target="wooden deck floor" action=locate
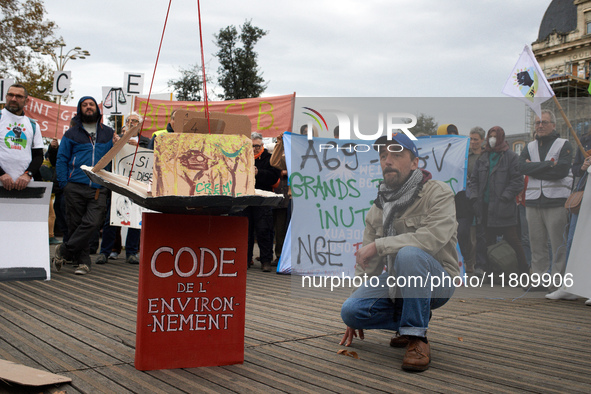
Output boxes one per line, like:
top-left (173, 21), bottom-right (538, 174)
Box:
top-left (1, 248), bottom-right (590, 393)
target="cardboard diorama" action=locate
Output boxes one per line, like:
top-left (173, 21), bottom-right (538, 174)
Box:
top-left (84, 111), bottom-right (282, 215)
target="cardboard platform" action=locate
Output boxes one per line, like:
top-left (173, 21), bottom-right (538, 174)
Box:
top-left (82, 166), bottom-right (282, 215)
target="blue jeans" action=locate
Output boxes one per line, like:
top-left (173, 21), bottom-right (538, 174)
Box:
top-left (341, 246), bottom-right (455, 338)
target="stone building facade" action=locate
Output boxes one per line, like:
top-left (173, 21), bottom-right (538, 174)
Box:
top-left (532, 0), bottom-right (591, 148)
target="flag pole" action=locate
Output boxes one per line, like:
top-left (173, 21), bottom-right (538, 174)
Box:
top-left (551, 96), bottom-right (590, 158)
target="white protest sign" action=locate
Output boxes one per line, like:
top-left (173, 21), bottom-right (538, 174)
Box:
top-left (101, 86), bottom-right (130, 116)
top-left (51, 71), bottom-right (71, 96)
top-left (278, 133), bottom-right (469, 276)
top-left (0, 78), bottom-right (16, 103)
top-left (123, 72), bottom-right (144, 95)
top-left (110, 143), bottom-right (154, 229)
top-left (0, 181), bottom-right (52, 281)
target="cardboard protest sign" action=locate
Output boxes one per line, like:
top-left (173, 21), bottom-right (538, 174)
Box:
top-left (153, 133), bottom-right (255, 197)
top-left (135, 213), bottom-right (248, 370)
top-left (278, 133), bottom-right (469, 276)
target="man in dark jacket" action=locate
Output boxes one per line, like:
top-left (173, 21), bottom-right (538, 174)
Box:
top-left (519, 110), bottom-right (573, 291)
top-left (470, 126), bottom-right (527, 275)
top-left (247, 132), bottom-right (280, 272)
top-left (54, 96), bottom-right (114, 275)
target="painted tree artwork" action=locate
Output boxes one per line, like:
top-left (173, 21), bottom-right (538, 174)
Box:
top-left (152, 133), bottom-right (255, 197)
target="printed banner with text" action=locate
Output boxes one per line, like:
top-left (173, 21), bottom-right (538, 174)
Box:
top-left (24, 97), bottom-right (77, 139)
top-left (280, 133), bottom-right (469, 276)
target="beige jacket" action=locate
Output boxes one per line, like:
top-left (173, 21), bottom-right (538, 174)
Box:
top-left (356, 179), bottom-right (460, 279)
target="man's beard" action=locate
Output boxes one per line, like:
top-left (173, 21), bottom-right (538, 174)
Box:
top-left (6, 102), bottom-right (23, 115)
top-left (81, 111), bottom-right (99, 123)
top-left (382, 168), bottom-right (410, 189)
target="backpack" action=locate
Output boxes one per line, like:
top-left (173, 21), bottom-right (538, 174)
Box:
top-left (487, 240), bottom-right (519, 276)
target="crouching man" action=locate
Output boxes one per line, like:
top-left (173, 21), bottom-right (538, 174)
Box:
top-left (340, 133), bottom-right (459, 372)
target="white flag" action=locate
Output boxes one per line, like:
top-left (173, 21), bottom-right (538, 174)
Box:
top-left (502, 45), bottom-right (554, 118)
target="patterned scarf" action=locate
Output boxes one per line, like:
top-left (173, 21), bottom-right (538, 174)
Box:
top-left (375, 168), bottom-right (431, 299)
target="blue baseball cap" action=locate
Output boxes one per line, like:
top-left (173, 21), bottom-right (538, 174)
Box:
top-left (374, 132), bottom-right (419, 157)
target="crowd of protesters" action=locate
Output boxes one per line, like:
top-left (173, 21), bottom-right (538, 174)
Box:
top-left (458, 112), bottom-right (590, 304)
top-left (4, 86), bottom-right (584, 295)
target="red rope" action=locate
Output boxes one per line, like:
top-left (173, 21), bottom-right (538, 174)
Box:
top-left (197, 0), bottom-right (211, 134)
top-left (127, 0), bottom-right (173, 186)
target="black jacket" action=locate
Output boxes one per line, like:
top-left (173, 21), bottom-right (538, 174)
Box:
top-left (255, 149), bottom-right (281, 192)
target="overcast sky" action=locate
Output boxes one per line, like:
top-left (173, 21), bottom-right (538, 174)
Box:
top-left (43, 1), bottom-right (551, 108)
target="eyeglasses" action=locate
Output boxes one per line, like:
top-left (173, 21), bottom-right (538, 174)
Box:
top-left (6, 93), bottom-right (26, 100)
top-left (252, 144), bottom-right (263, 148)
top-left (535, 120), bottom-right (553, 127)
top-left (127, 119), bottom-right (140, 124)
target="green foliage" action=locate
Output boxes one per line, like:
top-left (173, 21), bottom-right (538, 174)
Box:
top-left (0, 0), bottom-right (57, 100)
top-left (214, 20), bottom-right (268, 100)
top-left (413, 113), bottom-right (439, 136)
top-left (167, 64), bottom-right (214, 101)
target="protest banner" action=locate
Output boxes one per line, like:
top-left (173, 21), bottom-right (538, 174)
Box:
top-left (278, 133), bottom-right (469, 276)
top-left (134, 93), bottom-right (295, 138)
top-left (23, 97), bottom-right (77, 138)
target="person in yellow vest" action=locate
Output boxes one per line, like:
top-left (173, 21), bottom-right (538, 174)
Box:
top-left (148, 109), bottom-right (177, 150)
top-left (519, 109), bottom-right (573, 292)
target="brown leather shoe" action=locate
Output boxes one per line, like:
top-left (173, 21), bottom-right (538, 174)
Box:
top-left (402, 337), bottom-right (430, 372)
top-left (261, 262), bottom-right (272, 272)
top-left (390, 333), bottom-right (410, 348)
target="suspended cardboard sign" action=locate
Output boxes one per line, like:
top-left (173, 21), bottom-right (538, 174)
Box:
top-left (151, 110), bottom-right (255, 198)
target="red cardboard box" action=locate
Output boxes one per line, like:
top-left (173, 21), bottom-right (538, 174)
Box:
top-left (134, 213), bottom-right (248, 371)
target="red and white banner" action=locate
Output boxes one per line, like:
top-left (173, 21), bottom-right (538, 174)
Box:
top-left (23, 93), bottom-right (296, 140)
top-left (24, 97), bottom-right (77, 139)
